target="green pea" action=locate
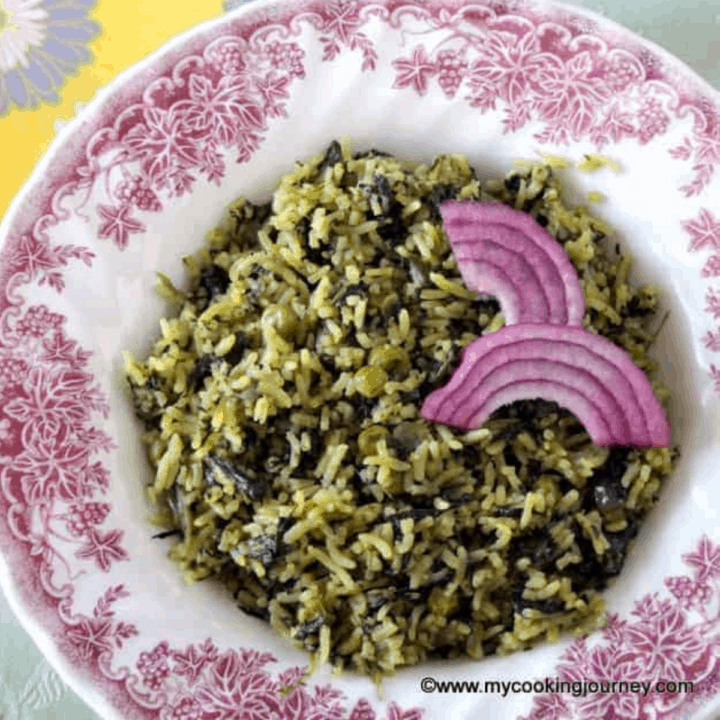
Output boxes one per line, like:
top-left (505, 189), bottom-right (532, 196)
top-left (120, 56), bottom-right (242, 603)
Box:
top-left (355, 366), bottom-right (388, 397)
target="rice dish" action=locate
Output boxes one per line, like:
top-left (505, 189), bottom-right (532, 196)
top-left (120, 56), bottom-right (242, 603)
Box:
top-left (123, 138), bottom-right (678, 681)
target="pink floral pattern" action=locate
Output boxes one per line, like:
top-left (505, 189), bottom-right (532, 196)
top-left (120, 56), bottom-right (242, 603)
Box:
top-left (710, 365), bottom-right (720, 395)
top-left (385, 9), bottom-right (714, 158)
top-left (683, 209), bottom-right (720, 363)
top-left (520, 536), bottom-right (720, 720)
top-left (65, 34), bottom-right (308, 250)
top-left (0, 1), bottom-right (718, 719)
top-left (64, 586), bottom-right (139, 662)
top-left (392, 46), bottom-right (437, 95)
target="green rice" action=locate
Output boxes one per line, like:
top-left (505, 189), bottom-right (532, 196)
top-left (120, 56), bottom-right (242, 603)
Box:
top-left (123, 138), bottom-right (678, 682)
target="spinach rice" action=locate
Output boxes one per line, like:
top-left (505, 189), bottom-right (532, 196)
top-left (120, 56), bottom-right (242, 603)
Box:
top-left (123, 137), bottom-right (679, 681)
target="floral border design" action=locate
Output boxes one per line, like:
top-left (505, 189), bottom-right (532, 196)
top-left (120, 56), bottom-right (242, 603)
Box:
top-left (0, 1), bottom-right (719, 719)
top-left (519, 536), bottom-right (720, 720)
top-left (683, 208), bottom-right (720, 381)
top-left (61, 583), bottom-right (422, 720)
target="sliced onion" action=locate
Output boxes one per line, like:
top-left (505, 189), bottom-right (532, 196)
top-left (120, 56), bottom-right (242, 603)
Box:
top-left (420, 324), bottom-right (670, 448)
top-left (440, 200), bottom-right (586, 326)
top-left (455, 241), bottom-right (550, 325)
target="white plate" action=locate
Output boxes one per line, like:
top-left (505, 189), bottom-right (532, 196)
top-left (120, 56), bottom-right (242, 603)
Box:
top-left (1, 1), bottom-right (719, 719)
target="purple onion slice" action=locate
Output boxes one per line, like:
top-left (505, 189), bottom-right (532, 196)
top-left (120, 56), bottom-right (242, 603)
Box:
top-left (421, 324), bottom-right (670, 448)
top-left (440, 200), bottom-right (586, 326)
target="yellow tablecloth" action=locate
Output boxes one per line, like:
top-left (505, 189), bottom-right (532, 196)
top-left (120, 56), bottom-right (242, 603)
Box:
top-left (0, 0), bottom-right (226, 221)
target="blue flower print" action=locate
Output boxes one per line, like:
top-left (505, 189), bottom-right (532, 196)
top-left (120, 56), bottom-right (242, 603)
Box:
top-left (0, 0), bottom-right (100, 115)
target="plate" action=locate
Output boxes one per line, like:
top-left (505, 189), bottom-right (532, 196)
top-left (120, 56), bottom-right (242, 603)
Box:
top-left (1, 1), bottom-right (719, 719)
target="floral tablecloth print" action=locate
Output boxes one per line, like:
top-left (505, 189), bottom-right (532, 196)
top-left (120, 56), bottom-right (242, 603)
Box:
top-left (0, 1), bottom-right (718, 719)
